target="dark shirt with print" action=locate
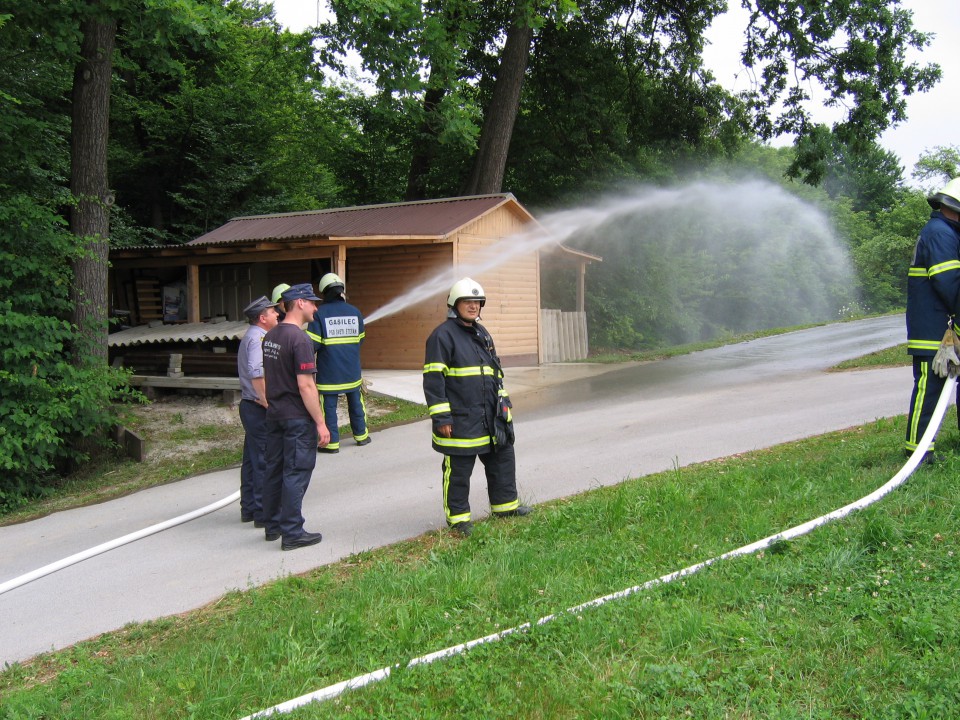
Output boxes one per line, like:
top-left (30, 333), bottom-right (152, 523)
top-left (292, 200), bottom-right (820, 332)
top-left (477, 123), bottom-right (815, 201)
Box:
top-left (263, 323), bottom-right (317, 422)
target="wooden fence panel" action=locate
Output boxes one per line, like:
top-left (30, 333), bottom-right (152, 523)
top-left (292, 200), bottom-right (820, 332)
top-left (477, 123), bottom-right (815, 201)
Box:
top-left (540, 309), bottom-right (588, 362)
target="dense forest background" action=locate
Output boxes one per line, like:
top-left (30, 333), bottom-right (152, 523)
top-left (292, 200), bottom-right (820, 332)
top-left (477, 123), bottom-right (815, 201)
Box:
top-left (1, 0), bottom-right (958, 492)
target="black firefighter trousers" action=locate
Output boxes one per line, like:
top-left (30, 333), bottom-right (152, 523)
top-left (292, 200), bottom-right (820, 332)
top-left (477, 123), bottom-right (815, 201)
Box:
top-left (906, 356), bottom-right (960, 453)
top-left (442, 444), bottom-right (519, 526)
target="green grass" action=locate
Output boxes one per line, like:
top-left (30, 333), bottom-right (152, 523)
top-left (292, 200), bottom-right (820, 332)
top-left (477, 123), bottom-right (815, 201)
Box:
top-left (0, 394), bottom-right (428, 526)
top-left (833, 343), bottom-right (909, 370)
top-left (3, 410), bottom-right (959, 718)
top-left (588, 313), bottom-right (901, 364)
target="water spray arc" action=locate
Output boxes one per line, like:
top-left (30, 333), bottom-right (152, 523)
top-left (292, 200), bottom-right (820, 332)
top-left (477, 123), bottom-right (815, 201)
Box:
top-left (363, 179), bottom-right (856, 340)
top-left (236, 380), bottom-right (955, 719)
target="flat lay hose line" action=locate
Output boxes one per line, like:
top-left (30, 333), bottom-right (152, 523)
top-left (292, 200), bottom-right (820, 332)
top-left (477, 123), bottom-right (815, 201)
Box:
top-left (0, 491), bottom-right (241, 596)
top-left (238, 378), bottom-right (957, 719)
top-left (0, 378), bottom-right (952, 716)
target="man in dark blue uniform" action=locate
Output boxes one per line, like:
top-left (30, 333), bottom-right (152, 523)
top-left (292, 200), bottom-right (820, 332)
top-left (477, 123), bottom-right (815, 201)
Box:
top-left (306, 272), bottom-right (369, 453)
top-left (262, 283), bottom-right (331, 550)
top-left (423, 277), bottom-right (532, 536)
top-left (905, 178), bottom-right (960, 458)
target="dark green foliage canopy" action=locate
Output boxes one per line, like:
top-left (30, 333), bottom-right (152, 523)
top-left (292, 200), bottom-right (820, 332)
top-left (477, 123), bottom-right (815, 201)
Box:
top-left (0, 0), bottom-right (944, 499)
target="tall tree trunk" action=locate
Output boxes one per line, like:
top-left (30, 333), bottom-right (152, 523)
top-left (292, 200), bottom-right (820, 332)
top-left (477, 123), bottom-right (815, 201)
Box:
top-left (405, 85), bottom-right (447, 201)
top-left (460, 4), bottom-right (533, 196)
top-left (70, 12), bottom-right (116, 365)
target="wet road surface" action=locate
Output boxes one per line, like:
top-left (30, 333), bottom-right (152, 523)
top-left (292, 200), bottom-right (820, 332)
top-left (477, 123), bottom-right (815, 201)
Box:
top-left (0, 315), bottom-right (910, 666)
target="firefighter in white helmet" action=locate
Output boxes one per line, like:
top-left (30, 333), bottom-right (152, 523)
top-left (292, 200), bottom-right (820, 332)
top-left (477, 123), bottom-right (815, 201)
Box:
top-left (271, 283), bottom-right (291, 322)
top-left (422, 277), bottom-right (532, 536)
top-left (305, 273), bottom-right (369, 453)
top-left (905, 177), bottom-right (960, 461)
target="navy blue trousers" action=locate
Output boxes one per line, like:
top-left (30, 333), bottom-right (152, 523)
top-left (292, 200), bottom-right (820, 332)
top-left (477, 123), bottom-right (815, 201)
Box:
top-left (905, 356), bottom-right (960, 452)
top-left (239, 400), bottom-right (268, 521)
top-left (321, 389), bottom-right (368, 449)
top-left (262, 418), bottom-right (318, 539)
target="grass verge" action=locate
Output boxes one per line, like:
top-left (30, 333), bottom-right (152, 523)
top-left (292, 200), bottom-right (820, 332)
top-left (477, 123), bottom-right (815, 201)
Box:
top-left (588, 312), bottom-right (902, 364)
top-left (0, 393), bottom-right (427, 526)
top-left (2, 409), bottom-right (958, 718)
top-left (832, 343), bottom-right (908, 370)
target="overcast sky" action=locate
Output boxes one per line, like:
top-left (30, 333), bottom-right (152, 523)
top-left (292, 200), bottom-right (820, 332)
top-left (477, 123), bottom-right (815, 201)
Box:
top-left (270, 0), bottom-right (958, 187)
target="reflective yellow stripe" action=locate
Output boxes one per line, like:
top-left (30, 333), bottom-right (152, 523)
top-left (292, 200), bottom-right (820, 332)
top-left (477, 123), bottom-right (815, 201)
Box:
top-left (491, 499), bottom-right (519, 513)
top-left (423, 362), bottom-right (448, 374)
top-left (443, 456), bottom-right (471, 525)
top-left (445, 365), bottom-right (495, 377)
top-left (929, 260), bottom-right (960, 276)
top-left (322, 333), bottom-right (365, 346)
top-left (317, 379), bottom-right (363, 392)
top-left (353, 393), bottom-right (369, 442)
top-left (907, 361), bottom-right (928, 451)
top-left (429, 402), bottom-right (451, 415)
top-left (908, 340), bottom-right (941, 352)
top-left (433, 434), bottom-right (491, 449)
top-left (305, 330), bottom-right (323, 343)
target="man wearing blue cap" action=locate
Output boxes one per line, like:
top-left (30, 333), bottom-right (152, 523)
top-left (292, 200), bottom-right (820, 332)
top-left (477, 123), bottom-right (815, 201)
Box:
top-left (261, 283), bottom-right (331, 550)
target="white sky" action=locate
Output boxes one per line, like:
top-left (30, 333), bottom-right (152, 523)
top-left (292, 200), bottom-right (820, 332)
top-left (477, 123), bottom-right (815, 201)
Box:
top-left (270, 0), bottom-right (958, 185)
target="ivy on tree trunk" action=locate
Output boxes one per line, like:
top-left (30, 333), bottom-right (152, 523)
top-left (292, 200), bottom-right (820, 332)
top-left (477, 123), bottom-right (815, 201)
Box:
top-left (70, 12), bottom-right (115, 366)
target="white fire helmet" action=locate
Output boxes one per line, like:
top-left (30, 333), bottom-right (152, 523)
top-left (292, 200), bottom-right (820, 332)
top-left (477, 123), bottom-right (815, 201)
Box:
top-left (927, 178), bottom-right (960, 214)
top-left (318, 272), bottom-right (345, 294)
top-left (447, 277), bottom-right (486, 308)
top-left (271, 283), bottom-right (290, 304)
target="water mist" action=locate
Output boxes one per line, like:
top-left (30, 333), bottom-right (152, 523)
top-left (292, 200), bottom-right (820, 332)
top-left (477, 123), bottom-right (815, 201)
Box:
top-left (364, 177), bottom-right (857, 344)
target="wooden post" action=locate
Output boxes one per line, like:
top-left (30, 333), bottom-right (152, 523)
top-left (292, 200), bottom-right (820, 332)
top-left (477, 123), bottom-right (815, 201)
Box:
top-left (577, 261), bottom-right (586, 313)
top-left (186, 263), bottom-right (200, 322)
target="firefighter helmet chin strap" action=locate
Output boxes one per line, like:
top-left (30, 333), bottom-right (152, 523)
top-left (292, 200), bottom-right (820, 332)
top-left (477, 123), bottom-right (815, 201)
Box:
top-left (448, 306), bottom-right (479, 324)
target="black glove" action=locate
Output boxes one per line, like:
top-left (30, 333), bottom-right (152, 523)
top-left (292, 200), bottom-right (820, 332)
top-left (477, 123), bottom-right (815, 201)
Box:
top-left (493, 398), bottom-right (515, 449)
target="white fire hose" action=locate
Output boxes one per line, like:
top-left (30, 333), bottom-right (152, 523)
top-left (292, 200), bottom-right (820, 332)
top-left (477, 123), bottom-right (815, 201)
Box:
top-left (239, 377), bottom-right (957, 719)
top-left (0, 491), bottom-right (240, 596)
top-left (0, 379), bottom-right (953, 717)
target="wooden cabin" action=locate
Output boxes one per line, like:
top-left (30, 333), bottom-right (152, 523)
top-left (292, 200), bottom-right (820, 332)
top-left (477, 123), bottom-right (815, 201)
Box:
top-left (109, 194), bottom-right (598, 373)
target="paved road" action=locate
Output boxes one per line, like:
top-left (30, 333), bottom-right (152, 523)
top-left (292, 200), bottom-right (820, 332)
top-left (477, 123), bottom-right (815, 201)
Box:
top-left (0, 316), bottom-right (913, 667)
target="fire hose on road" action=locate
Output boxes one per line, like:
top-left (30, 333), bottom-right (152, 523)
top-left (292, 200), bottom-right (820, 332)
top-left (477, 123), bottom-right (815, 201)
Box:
top-left (239, 376), bottom-right (957, 719)
top-left (0, 491), bottom-right (240, 597)
top-left (0, 377), bottom-right (954, 716)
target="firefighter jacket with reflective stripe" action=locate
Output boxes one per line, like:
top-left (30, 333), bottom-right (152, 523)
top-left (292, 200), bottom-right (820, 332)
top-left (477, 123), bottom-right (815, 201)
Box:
top-left (423, 317), bottom-right (511, 456)
top-left (306, 298), bottom-right (365, 393)
top-left (907, 211), bottom-right (960, 356)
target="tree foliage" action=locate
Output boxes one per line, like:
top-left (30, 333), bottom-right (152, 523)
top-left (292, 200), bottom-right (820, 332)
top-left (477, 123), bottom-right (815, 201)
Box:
top-left (739, 0), bottom-right (940, 184)
top-left (911, 146), bottom-right (960, 189)
top-left (0, 0), bottom-right (943, 498)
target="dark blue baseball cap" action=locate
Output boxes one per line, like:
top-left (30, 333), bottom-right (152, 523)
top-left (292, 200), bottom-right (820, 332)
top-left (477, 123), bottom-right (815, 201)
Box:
top-left (281, 283), bottom-right (322, 303)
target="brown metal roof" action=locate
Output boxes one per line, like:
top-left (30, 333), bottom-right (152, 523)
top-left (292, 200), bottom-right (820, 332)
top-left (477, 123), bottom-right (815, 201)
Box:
top-left (188, 194), bottom-right (523, 247)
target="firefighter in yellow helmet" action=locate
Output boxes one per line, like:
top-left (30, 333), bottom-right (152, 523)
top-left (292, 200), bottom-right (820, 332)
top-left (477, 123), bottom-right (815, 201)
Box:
top-left (905, 178), bottom-right (960, 461)
top-left (422, 277), bottom-right (532, 536)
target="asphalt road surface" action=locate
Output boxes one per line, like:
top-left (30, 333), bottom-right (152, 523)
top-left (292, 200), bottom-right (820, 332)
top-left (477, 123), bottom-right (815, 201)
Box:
top-left (0, 315), bottom-right (914, 667)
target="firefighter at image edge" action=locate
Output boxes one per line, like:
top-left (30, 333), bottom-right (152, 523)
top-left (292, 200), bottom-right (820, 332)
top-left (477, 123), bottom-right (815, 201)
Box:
top-left (905, 176), bottom-right (960, 460)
